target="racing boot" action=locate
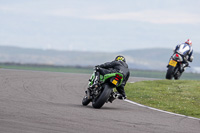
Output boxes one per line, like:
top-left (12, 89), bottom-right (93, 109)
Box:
top-left (107, 93), bottom-right (118, 103)
top-left (180, 63), bottom-right (189, 73)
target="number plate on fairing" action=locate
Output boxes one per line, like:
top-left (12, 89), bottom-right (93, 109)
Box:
top-left (112, 79), bottom-right (118, 85)
top-left (169, 60), bottom-right (177, 67)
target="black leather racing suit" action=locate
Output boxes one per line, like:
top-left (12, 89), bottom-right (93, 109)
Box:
top-left (97, 60), bottom-right (130, 97)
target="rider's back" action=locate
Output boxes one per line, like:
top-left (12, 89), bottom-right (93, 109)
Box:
top-left (100, 60), bottom-right (129, 80)
top-left (176, 43), bottom-right (193, 56)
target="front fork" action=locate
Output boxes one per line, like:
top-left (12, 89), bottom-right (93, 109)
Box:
top-left (178, 63), bottom-right (184, 73)
top-left (87, 84), bottom-right (102, 100)
top-left (93, 70), bottom-right (100, 84)
top-left (173, 63), bottom-right (183, 76)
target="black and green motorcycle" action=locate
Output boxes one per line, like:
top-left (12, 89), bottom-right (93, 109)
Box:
top-left (82, 69), bottom-right (123, 109)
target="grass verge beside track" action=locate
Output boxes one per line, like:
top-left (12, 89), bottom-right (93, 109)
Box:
top-left (125, 80), bottom-right (200, 118)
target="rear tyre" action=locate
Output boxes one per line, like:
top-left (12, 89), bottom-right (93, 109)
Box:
top-left (82, 96), bottom-right (91, 106)
top-left (92, 84), bottom-right (112, 109)
top-left (166, 66), bottom-right (175, 80)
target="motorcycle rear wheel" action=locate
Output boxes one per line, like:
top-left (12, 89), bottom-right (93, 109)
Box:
top-left (92, 84), bottom-right (112, 109)
top-left (166, 66), bottom-right (175, 80)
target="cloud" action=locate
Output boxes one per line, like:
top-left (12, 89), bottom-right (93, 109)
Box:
top-left (1, 2), bottom-right (199, 25)
top-left (86, 10), bottom-right (200, 24)
top-left (0, 4), bottom-right (42, 15)
top-left (45, 8), bottom-right (78, 17)
top-left (44, 8), bottom-right (200, 24)
top-left (0, 5), bottom-right (17, 12)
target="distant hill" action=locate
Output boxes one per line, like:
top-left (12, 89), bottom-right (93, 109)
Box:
top-left (0, 46), bottom-right (199, 72)
top-left (120, 48), bottom-right (172, 70)
top-left (0, 46), bottom-right (116, 66)
top-left (120, 48), bottom-right (200, 71)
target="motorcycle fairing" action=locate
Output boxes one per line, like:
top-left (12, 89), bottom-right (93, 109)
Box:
top-left (89, 72), bottom-right (123, 87)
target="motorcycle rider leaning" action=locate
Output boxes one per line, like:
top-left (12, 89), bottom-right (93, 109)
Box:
top-left (168, 39), bottom-right (194, 72)
top-left (92, 55), bottom-right (130, 100)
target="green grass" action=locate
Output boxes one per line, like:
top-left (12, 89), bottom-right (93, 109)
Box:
top-left (125, 80), bottom-right (200, 118)
top-left (131, 69), bottom-right (200, 80)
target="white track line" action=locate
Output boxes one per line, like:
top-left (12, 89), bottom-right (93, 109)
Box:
top-left (124, 99), bottom-right (200, 121)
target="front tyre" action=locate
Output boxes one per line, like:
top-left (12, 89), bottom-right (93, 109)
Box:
top-left (82, 96), bottom-right (91, 106)
top-left (166, 66), bottom-right (175, 80)
top-left (92, 84), bottom-right (112, 109)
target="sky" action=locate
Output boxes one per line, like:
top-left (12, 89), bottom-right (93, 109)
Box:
top-left (0, 0), bottom-right (200, 52)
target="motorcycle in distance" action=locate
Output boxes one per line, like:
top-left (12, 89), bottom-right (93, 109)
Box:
top-left (82, 67), bottom-right (124, 109)
top-left (166, 53), bottom-right (189, 80)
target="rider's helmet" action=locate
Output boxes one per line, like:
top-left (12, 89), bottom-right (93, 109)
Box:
top-left (115, 55), bottom-right (126, 62)
top-left (185, 39), bottom-right (192, 46)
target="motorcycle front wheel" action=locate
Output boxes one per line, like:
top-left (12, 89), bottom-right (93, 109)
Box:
top-left (82, 96), bottom-right (91, 106)
top-left (92, 84), bottom-right (112, 109)
top-left (174, 70), bottom-right (182, 80)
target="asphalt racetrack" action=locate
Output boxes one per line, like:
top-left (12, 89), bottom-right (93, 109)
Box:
top-left (0, 69), bottom-right (199, 133)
